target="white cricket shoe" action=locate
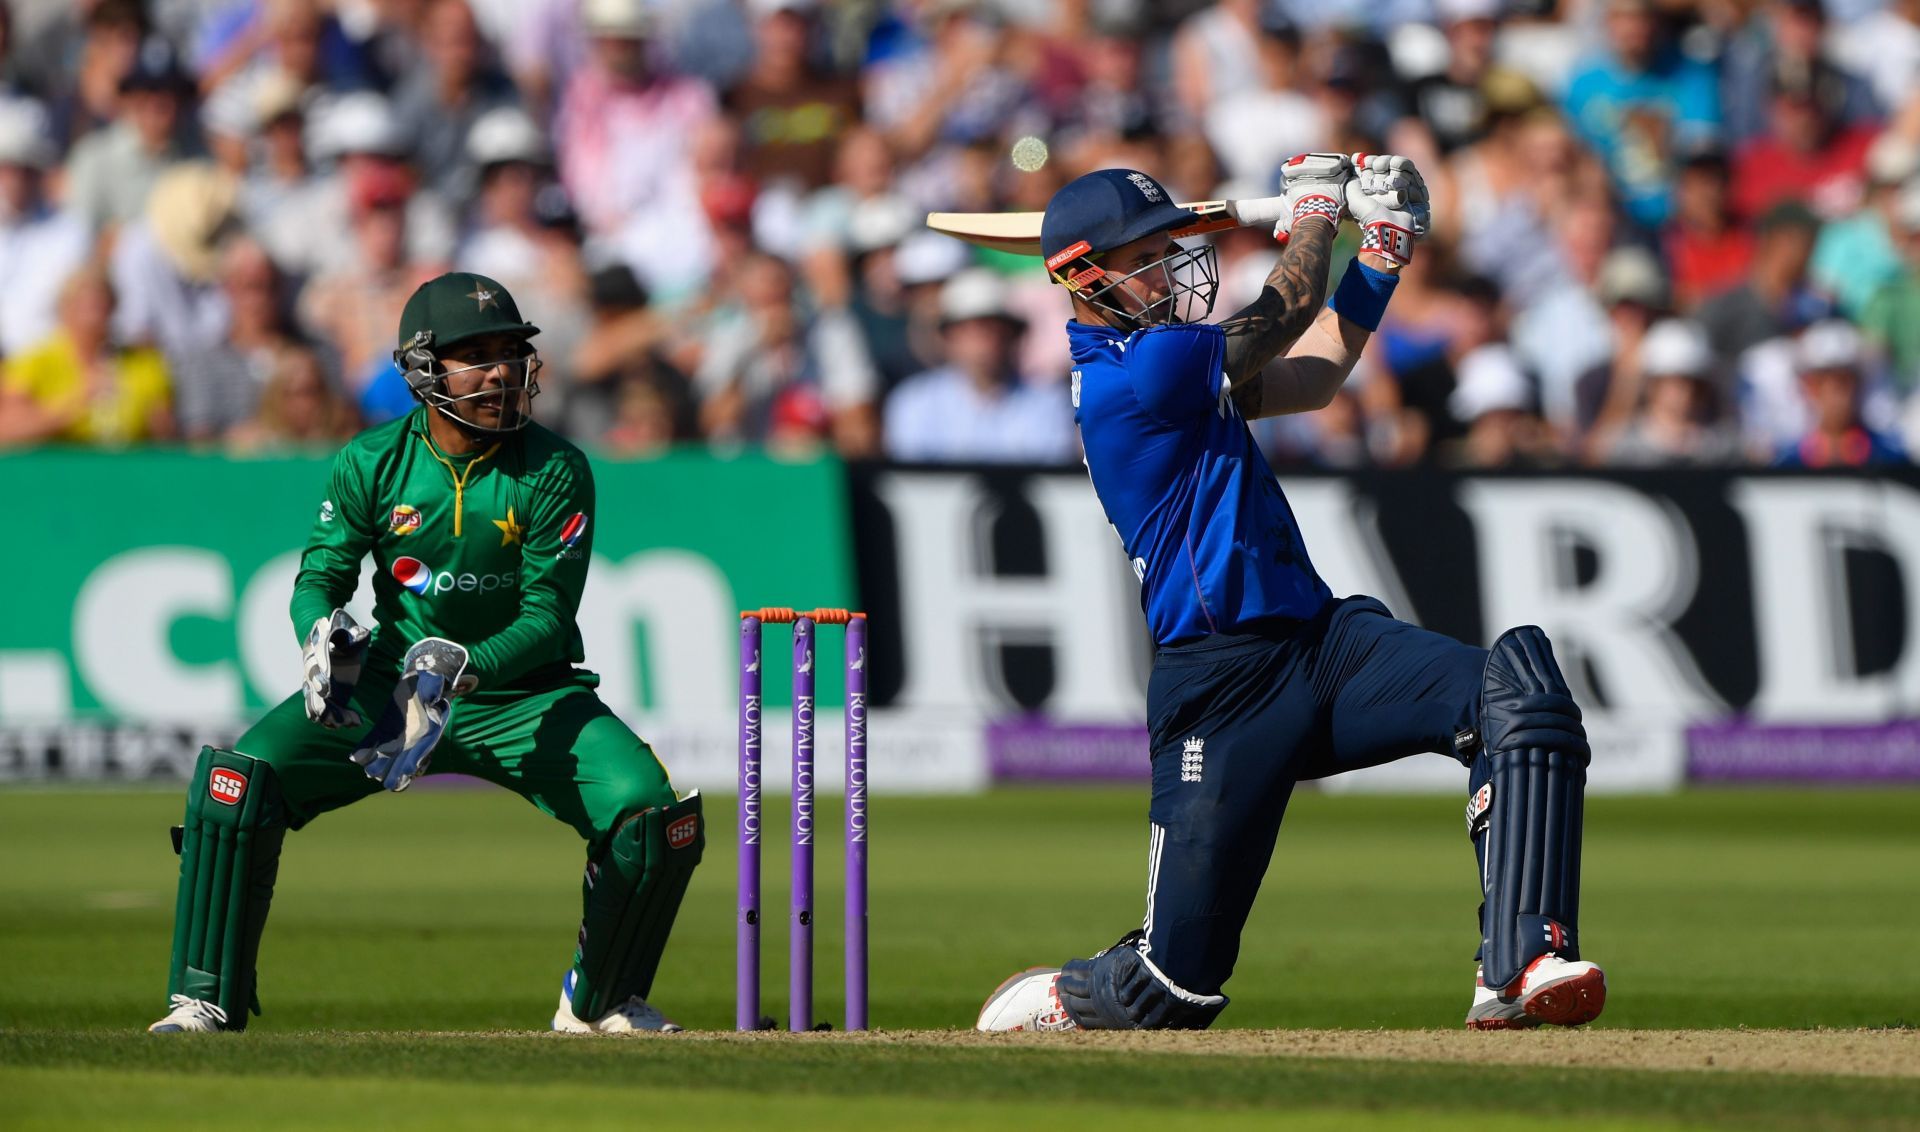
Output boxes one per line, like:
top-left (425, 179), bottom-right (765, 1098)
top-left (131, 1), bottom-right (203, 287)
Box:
top-left (148, 994), bottom-right (228, 1033)
top-left (551, 971), bottom-right (684, 1033)
top-left (1464, 964), bottom-right (1539, 1031)
top-left (1515, 953), bottom-right (1607, 1026)
top-left (975, 967), bottom-right (1081, 1032)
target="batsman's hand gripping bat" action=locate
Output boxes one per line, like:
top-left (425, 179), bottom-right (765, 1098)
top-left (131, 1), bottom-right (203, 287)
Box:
top-left (926, 195), bottom-right (1291, 256)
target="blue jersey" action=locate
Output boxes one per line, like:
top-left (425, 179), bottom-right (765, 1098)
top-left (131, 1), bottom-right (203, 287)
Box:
top-left (1068, 320), bottom-right (1332, 647)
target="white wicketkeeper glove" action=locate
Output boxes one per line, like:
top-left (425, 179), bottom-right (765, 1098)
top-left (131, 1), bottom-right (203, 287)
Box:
top-left (1344, 152), bottom-right (1430, 267)
top-left (1272, 152), bottom-right (1352, 245)
top-left (302, 609), bottom-right (371, 728)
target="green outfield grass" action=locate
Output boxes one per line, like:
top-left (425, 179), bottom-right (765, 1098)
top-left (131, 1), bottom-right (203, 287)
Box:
top-left (3, 785), bottom-right (1918, 1129)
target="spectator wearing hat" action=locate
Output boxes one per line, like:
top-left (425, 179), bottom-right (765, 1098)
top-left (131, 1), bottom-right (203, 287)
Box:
top-left (1731, 58), bottom-right (1880, 224)
top-left (1722, 0), bottom-right (1880, 148)
top-left (833, 194), bottom-right (926, 393)
top-left (1562, 0), bottom-right (1720, 229)
top-left (108, 161), bottom-right (243, 359)
top-left (1775, 319), bottom-right (1907, 466)
top-left (235, 70), bottom-right (317, 259)
top-left (1445, 343), bottom-right (1557, 468)
top-left (0, 99), bottom-right (89, 359)
top-left (1807, 133), bottom-right (1919, 318)
top-left (1859, 182), bottom-right (1920, 393)
top-left (554, 0), bottom-right (717, 240)
top-left (882, 268), bottom-right (1077, 465)
top-left (1697, 201), bottom-right (1825, 364)
top-left (65, 36), bottom-right (199, 233)
top-left (725, 0), bottom-right (861, 193)
top-left (1599, 319), bottom-right (1742, 466)
top-left (393, 0), bottom-right (522, 201)
top-left (1572, 246), bottom-right (1671, 440)
top-left (1662, 145), bottom-right (1753, 311)
top-left (0, 262), bottom-right (174, 447)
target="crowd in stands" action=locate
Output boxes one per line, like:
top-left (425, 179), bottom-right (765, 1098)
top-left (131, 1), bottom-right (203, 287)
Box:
top-left (1, 0), bottom-right (1917, 468)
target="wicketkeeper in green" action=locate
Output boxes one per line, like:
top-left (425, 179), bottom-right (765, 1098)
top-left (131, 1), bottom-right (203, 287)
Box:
top-left (150, 273), bottom-right (704, 1034)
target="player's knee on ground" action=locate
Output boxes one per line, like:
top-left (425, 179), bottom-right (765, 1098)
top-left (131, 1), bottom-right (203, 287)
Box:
top-left (1471, 626), bottom-right (1590, 991)
top-left (569, 792), bottom-right (705, 1020)
top-left (1057, 933), bottom-right (1228, 1030)
top-left (167, 746), bottom-right (289, 1028)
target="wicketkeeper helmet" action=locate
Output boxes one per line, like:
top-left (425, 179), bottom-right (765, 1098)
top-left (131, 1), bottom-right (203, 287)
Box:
top-left (393, 272), bottom-right (543, 433)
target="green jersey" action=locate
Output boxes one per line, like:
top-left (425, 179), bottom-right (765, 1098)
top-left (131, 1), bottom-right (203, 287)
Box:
top-left (291, 407), bottom-right (595, 690)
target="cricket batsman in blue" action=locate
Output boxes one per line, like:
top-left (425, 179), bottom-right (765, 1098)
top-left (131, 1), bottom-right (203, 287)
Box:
top-left (975, 155), bottom-right (1605, 1032)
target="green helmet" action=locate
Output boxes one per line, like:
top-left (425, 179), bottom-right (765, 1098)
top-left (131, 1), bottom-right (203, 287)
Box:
top-left (392, 272), bottom-right (543, 433)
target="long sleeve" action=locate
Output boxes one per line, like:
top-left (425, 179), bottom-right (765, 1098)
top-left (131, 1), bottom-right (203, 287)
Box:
top-left (465, 447), bottom-right (594, 686)
top-left (289, 445), bottom-right (378, 644)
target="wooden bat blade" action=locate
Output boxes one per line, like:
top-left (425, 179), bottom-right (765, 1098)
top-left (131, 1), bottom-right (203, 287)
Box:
top-left (925, 200), bottom-right (1254, 257)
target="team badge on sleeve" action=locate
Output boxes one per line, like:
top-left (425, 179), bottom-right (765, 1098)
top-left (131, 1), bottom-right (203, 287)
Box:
top-left (557, 512), bottom-right (590, 560)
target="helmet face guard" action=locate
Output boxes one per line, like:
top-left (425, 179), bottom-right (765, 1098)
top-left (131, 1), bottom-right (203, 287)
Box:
top-left (395, 330), bottom-right (543, 434)
top-left (1048, 239), bottom-right (1219, 330)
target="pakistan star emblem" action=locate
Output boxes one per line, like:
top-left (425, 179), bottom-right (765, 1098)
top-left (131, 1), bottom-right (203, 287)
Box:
top-left (493, 506), bottom-right (523, 546)
top-left (468, 286), bottom-right (498, 311)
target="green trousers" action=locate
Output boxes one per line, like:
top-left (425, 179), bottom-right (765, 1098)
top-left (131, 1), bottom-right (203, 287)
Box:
top-left (239, 668), bottom-right (676, 843)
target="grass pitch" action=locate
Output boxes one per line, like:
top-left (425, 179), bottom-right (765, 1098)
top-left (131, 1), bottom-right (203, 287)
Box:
top-left (3, 785), bottom-right (1917, 1129)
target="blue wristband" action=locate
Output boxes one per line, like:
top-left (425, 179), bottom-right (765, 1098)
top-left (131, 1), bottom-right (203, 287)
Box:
top-left (1325, 258), bottom-right (1399, 332)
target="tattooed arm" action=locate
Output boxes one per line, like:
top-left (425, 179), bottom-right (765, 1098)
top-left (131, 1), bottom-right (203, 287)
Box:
top-left (1220, 217), bottom-right (1337, 416)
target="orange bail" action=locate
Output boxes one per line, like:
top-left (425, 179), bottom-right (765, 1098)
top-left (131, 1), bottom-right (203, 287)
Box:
top-left (739, 607), bottom-right (866, 624)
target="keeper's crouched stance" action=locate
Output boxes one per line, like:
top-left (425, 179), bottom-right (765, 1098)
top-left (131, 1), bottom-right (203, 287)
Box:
top-left (151, 274), bottom-right (703, 1034)
top-left (975, 158), bottom-right (1604, 1033)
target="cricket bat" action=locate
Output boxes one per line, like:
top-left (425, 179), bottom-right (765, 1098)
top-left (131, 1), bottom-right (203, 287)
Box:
top-left (925, 196), bottom-right (1289, 256)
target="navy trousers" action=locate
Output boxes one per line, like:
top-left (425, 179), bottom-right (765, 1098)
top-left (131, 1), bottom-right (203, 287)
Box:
top-left (1142, 595), bottom-right (1485, 996)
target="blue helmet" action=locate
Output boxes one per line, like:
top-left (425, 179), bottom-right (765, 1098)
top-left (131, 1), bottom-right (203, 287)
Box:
top-left (1040, 169), bottom-right (1219, 329)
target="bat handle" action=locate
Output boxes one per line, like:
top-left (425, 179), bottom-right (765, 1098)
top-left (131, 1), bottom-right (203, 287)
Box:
top-left (1226, 196), bottom-right (1290, 228)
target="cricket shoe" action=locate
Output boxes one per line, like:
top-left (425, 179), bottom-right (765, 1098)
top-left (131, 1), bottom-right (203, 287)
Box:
top-left (1515, 953), bottom-right (1606, 1026)
top-left (551, 970), bottom-right (684, 1033)
top-left (1464, 964), bottom-right (1539, 1030)
top-left (148, 994), bottom-right (228, 1033)
top-left (975, 967), bottom-right (1081, 1032)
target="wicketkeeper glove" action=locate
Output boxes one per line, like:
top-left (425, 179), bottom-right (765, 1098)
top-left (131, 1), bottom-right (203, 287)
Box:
top-left (1344, 153), bottom-right (1430, 267)
top-left (302, 609), bottom-right (370, 729)
top-left (1273, 152), bottom-right (1352, 245)
top-left (349, 637), bottom-right (479, 792)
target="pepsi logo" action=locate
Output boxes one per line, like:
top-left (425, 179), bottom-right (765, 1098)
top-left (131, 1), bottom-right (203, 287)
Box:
top-left (209, 768), bottom-right (248, 805)
top-left (392, 556), bottom-right (433, 594)
top-left (559, 512), bottom-right (590, 549)
top-left (666, 814), bottom-right (698, 849)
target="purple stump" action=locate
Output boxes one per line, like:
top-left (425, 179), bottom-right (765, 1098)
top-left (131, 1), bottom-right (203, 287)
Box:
top-left (844, 615), bottom-right (869, 1030)
top-left (790, 616), bottom-right (816, 1032)
top-left (736, 616), bottom-right (763, 1031)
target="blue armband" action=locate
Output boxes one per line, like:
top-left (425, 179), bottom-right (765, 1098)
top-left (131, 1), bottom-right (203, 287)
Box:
top-left (1326, 258), bottom-right (1399, 332)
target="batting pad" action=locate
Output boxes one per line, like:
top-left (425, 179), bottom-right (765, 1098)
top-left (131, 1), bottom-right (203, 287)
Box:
top-left (569, 792), bottom-right (705, 1022)
top-left (167, 747), bottom-right (287, 1029)
top-left (1473, 627), bottom-right (1590, 992)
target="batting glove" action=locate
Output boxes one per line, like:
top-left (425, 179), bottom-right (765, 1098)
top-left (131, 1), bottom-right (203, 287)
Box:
top-left (1344, 153), bottom-right (1430, 267)
top-left (302, 609), bottom-right (370, 729)
top-left (1274, 152), bottom-right (1352, 245)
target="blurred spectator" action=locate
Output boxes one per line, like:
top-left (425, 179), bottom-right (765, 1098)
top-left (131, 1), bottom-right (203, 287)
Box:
top-left (224, 343), bottom-right (358, 451)
top-left (1313, 39), bottom-right (1405, 155)
top-left (235, 70), bottom-right (317, 261)
top-left (1722, 0), bottom-right (1880, 147)
top-left (1508, 193), bottom-right (1617, 430)
top-left (1775, 319), bottom-right (1907, 466)
top-left (193, 0), bottom-right (379, 100)
top-left (1402, 0), bottom-right (1512, 157)
top-left (1439, 71), bottom-right (1568, 303)
top-left (0, 262), bottom-right (174, 446)
top-left (694, 251), bottom-right (878, 454)
top-left (0, 100), bottom-right (89, 359)
top-left (1697, 201), bottom-right (1824, 362)
top-left (1044, 12), bottom-right (1157, 161)
top-left (1833, 0), bottom-right (1920, 116)
top-left (1574, 245), bottom-right (1671, 439)
top-left (555, 0), bottom-right (717, 239)
top-left (1599, 318), bottom-right (1741, 465)
top-left (65, 36), bottom-right (197, 233)
top-left (1731, 60), bottom-right (1878, 223)
top-left (726, 0), bottom-right (862, 192)
top-left (1662, 145), bottom-right (1752, 311)
top-left (34, 0), bottom-right (147, 148)
top-left (110, 161), bottom-right (240, 358)
top-left (883, 268), bottom-right (1076, 463)
top-left (1860, 182), bottom-right (1920, 392)
top-left (392, 0), bottom-right (522, 200)
top-left (169, 236), bottom-right (330, 442)
top-left (1445, 343), bottom-right (1557, 467)
top-left (566, 264), bottom-right (698, 451)
top-left (1562, 0), bottom-right (1719, 229)
top-left (298, 162), bottom-right (443, 422)
top-left (1204, 8), bottom-right (1322, 189)
top-left (865, 0), bottom-right (1027, 172)
top-left (1171, 0), bottom-right (1265, 126)
top-left (1808, 134), bottom-right (1918, 318)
